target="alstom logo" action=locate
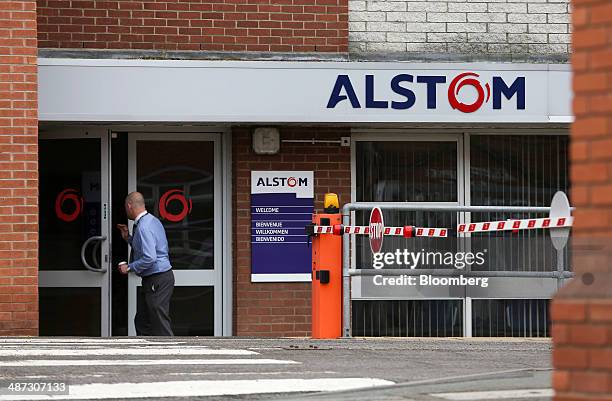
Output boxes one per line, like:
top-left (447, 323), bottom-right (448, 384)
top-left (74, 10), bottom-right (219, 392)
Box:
top-left (327, 72), bottom-right (526, 113)
top-left (256, 177), bottom-right (308, 188)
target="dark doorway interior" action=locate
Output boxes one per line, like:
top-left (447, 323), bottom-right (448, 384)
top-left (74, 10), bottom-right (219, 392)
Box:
top-left (111, 133), bottom-right (129, 336)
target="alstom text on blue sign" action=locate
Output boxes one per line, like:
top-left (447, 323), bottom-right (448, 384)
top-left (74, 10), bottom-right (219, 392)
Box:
top-left (327, 72), bottom-right (526, 113)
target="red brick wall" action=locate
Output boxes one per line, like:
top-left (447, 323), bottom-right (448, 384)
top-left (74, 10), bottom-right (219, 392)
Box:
top-left (232, 127), bottom-right (350, 336)
top-left (36, 0), bottom-right (348, 53)
top-left (551, 0), bottom-right (612, 399)
top-left (0, 0), bottom-right (39, 336)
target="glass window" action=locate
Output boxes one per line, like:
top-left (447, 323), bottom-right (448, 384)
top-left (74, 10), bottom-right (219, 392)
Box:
top-left (352, 300), bottom-right (463, 337)
top-left (40, 287), bottom-right (101, 336)
top-left (470, 135), bottom-right (569, 207)
top-left (469, 135), bottom-right (570, 272)
top-left (356, 141), bottom-right (458, 203)
top-left (137, 286), bottom-right (214, 336)
top-left (355, 141), bottom-right (459, 269)
top-left (39, 139), bottom-right (102, 271)
top-left (472, 299), bottom-right (549, 337)
top-left (137, 141), bottom-right (215, 270)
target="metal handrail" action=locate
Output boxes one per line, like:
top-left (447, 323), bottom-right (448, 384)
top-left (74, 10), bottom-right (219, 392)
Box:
top-left (351, 269), bottom-right (575, 278)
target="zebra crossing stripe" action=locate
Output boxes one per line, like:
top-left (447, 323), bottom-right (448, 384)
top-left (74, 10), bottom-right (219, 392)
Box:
top-left (0, 359), bottom-right (300, 367)
top-left (0, 378), bottom-right (395, 400)
top-left (0, 339), bottom-right (183, 345)
top-left (431, 388), bottom-right (553, 400)
top-left (0, 347), bottom-right (258, 357)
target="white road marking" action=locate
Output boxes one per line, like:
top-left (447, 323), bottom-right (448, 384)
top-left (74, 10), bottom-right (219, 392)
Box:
top-left (0, 347), bottom-right (257, 357)
top-left (166, 370), bottom-right (337, 377)
top-left (0, 339), bottom-right (183, 345)
top-left (431, 388), bottom-right (554, 400)
top-left (0, 378), bottom-right (394, 400)
top-left (0, 359), bottom-right (299, 367)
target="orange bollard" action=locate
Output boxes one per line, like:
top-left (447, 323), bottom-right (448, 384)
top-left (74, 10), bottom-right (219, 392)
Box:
top-left (311, 210), bottom-right (342, 339)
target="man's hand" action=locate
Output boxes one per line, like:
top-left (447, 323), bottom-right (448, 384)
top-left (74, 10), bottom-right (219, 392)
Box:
top-left (118, 263), bottom-right (129, 275)
top-left (116, 224), bottom-right (129, 241)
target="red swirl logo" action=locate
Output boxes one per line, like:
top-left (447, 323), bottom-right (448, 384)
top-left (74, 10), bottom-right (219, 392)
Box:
top-left (159, 189), bottom-right (193, 223)
top-left (448, 72), bottom-right (491, 113)
top-left (55, 188), bottom-right (83, 222)
top-left (287, 177), bottom-right (297, 187)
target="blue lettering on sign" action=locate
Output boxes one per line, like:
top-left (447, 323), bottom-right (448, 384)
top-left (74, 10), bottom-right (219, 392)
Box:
top-left (366, 75), bottom-right (388, 109)
top-left (326, 73), bottom-right (526, 113)
top-left (416, 75), bottom-right (446, 109)
top-left (390, 74), bottom-right (416, 110)
top-left (492, 76), bottom-right (526, 110)
top-left (326, 75), bottom-right (361, 108)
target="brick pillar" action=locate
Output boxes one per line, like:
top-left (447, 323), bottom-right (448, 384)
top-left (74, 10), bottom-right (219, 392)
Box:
top-left (551, 0), bottom-right (612, 399)
top-left (0, 1), bottom-right (38, 336)
top-left (232, 127), bottom-right (350, 336)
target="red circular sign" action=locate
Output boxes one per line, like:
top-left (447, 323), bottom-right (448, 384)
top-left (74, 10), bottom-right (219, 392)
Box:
top-left (448, 72), bottom-right (491, 113)
top-left (369, 207), bottom-right (384, 254)
top-left (55, 188), bottom-right (83, 223)
top-left (159, 189), bottom-right (193, 223)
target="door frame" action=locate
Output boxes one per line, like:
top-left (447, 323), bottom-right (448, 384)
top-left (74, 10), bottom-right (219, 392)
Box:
top-left (38, 127), bottom-right (113, 337)
top-left (350, 130), bottom-right (466, 334)
top-left (349, 130), bottom-right (466, 267)
top-left (126, 132), bottom-right (224, 336)
top-left (349, 129), bottom-right (570, 337)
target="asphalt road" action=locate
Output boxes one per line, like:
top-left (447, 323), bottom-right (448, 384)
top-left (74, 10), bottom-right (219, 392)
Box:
top-left (0, 337), bottom-right (552, 400)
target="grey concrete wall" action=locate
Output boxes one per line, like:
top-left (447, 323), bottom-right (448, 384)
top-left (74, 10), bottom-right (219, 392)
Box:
top-left (349, 0), bottom-right (571, 61)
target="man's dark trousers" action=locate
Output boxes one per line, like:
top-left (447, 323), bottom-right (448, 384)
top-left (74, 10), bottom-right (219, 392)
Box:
top-left (135, 269), bottom-right (175, 336)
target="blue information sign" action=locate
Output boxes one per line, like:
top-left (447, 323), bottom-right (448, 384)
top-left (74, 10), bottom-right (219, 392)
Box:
top-left (251, 171), bottom-right (314, 282)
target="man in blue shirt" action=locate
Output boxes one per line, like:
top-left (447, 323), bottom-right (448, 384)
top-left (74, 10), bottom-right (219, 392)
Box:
top-left (117, 192), bottom-right (175, 336)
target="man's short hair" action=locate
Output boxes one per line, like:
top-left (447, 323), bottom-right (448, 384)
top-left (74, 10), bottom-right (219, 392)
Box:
top-left (125, 192), bottom-right (145, 208)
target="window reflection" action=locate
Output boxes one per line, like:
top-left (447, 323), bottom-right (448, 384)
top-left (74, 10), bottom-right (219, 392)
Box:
top-left (355, 141), bottom-right (459, 269)
top-left (469, 135), bottom-right (570, 272)
top-left (137, 141), bottom-right (215, 270)
top-left (40, 287), bottom-right (101, 336)
top-left (39, 139), bottom-right (101, 271)
top-left (357, 141), bottom-right (458, 203)
top-left (137, 286), bottom-right (214, 336)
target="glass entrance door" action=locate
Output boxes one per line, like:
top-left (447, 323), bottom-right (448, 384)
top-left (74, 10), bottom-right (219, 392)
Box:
top-left (127, 133), bottom-right (222, 336)
top-left (39, 130), bottom-right (111, 336)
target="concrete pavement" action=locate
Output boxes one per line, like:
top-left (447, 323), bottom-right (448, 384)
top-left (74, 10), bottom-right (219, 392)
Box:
top-left (0, 337), bottom-right (552, 400)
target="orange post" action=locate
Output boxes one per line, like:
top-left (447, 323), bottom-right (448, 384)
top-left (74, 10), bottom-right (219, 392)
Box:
top-left (311, 212), bottom-right (342, 339)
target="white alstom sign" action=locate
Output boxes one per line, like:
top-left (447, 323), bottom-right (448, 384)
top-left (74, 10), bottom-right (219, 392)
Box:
top-left (38, 58), bottom-right (572, 123)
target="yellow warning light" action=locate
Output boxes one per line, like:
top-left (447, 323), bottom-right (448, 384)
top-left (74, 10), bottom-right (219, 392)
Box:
top-left (324, 193), bottom-right (340, 214)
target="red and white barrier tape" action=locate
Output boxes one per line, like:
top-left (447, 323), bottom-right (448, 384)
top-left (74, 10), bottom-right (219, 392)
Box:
top-left (313, 225), bottom-right (448, 238)
top-left (457, 216), bottom-right (573, 233)
top-left (313, 226), bottom-right (334, 234)
top-left (313, 216), bottom-right (573, 237)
